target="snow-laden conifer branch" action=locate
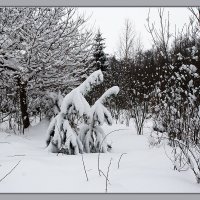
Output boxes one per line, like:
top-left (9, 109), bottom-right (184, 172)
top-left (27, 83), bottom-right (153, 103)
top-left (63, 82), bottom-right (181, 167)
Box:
top-left (79, 86), bottom-right (120, 154)
top-left (46, 70), bottom-right (104, 155)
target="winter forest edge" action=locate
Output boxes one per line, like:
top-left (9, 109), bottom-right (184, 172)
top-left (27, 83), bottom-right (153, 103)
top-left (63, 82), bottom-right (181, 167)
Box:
top-left (0, 7), bottom-right (200, 193)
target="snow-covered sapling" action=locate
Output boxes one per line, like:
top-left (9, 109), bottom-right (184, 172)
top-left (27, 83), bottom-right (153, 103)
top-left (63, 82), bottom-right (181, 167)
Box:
top-left (43, 91), bottom-right (64, 119)
top-left (79, 86), bottom-right (120, 153)
top-left (45, 70), bottom-right (104, 154)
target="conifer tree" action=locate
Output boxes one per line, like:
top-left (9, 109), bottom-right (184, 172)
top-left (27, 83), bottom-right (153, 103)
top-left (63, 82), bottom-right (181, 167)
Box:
top-left (91, 30), bottom-right (108, 72)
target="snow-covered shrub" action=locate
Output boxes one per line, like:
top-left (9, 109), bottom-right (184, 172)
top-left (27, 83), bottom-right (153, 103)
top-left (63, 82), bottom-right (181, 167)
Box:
top-left (151, 48), bottom-right (200, 183)
top-left (153, 62), bottom-right (199, 141)
top-left (47, 91), bottom-right (63, 116)
top-left (42, 91), bottom-right (64, 119)
top-left (29, 91), bottom-right (64, 121)
top-left (46, 70), bottom-right (104, 154)
top-left (147, 131), bottom-right (166, 148)
top-left (153, 120), bottom-right (165, 133)
top-left (79, 86), bottom-right (119, 153)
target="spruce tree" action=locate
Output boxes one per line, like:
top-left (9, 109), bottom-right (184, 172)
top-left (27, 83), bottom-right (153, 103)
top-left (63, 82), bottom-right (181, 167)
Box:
top-left (91, 30), bottom-right (108, 72)
top-left (85, 30), bottom-right (109, 105)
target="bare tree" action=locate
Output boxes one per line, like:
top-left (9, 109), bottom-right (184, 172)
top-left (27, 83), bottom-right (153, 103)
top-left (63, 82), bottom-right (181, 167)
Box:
top-left (145, 8), bottom-right (171, 61)
top-left (188, 7), bottom-right (200, 26)
top-left (118, 19), bottom-right (136, 61)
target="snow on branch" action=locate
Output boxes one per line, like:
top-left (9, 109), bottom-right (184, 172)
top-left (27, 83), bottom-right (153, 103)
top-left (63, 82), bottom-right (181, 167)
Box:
top-left (78, 70), bottom-right (104, 95)
top-left (60, 70), bottom-right (103, 119)
top-left (46, 70), bottom-right (104, 155)
top-left (98, 86), bottom-right (119, 104)
top-left (91, 86), bottom-right (119, 126)
top-left (79, 86), bottom-right (120, 153)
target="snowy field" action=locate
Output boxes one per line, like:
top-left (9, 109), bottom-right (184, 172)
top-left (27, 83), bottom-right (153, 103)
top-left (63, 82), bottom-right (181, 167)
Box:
top-left (0, 119), bottom-right (200, 193)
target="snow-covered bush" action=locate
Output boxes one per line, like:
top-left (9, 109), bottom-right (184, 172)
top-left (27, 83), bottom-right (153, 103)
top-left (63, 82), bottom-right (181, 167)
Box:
top-left (153, 62), bottom-right (199, 140)
top-left (41, 91), bottom-right (64, 119)
top-left (145, 9), bottom-right (200, 183)
top-left (151, 49), bottom-right (200, 183)
top-left (28, 91), bottom-right (64, 122)
top-left (46, 70), bottom-right (104, 154)
top-left (79, 86), bottom-right (119, 153)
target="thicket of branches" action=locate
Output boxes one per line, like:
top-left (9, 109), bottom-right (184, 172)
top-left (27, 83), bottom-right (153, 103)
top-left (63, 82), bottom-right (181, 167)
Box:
top-left (98, 8), bottom-right (200, 183)
top-left (0, 7), bottom-right (93, 132)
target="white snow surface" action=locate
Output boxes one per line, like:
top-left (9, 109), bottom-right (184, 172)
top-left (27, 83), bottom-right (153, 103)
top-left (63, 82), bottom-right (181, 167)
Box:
top-left (0, 119), bottom-right (200, 193)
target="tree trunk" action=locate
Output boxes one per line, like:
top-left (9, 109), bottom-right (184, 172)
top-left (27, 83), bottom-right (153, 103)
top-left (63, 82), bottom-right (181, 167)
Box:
top-left (16, 76), bottom-right (30, 131)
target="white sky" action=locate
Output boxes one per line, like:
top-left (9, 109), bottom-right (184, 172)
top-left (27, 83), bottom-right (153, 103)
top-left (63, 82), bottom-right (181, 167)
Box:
top-left (79, 7), bottom-right (192, 55)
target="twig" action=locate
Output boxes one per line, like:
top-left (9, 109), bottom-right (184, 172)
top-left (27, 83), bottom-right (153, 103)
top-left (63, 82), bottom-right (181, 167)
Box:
top-left (99, 169), bottom-right (111, 185)
top-left (7, 154), bottom-right (26, 157)
top-left (81, 154), bottom-right (89, 181)
top-left (105, 158), bottom-right (113, 193)
top-left (98, 128), bottom-right (128, 176)
top-left (0, 160), bottom-right (21, 183)
top-left (118, 153), bottom-right (127, 169)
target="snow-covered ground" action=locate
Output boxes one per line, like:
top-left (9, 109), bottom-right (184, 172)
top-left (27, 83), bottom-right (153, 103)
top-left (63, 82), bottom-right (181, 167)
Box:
top-left (0, 119), bottom-right (200, 193)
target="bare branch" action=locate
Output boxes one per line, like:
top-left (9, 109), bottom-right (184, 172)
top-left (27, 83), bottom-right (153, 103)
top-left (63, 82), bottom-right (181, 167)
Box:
top-left (0, 160), bottom-right (21, 183)
top-left (118, 153), bottom-right (127, 169)
top-left (81, 154), bottom-right (89, 181)
top-left (97, 128), bottom-right (129, 176)
top-left (105, 158), bottom-right (113, 193)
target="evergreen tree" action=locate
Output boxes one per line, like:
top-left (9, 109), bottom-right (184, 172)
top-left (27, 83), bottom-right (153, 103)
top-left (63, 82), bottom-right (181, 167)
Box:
top-left (79, 86), bottom-right (119, 153)
top-left (46, 70), bottom-right (104, 154)
top-left (85, 30), bottom-right (109, 105)
top-left (91, 30), bottom-right (108, 72)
